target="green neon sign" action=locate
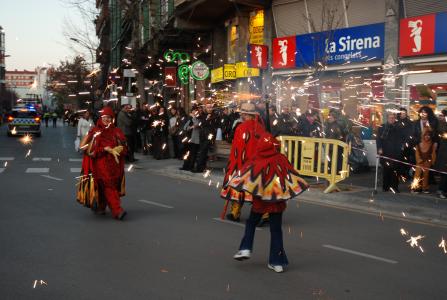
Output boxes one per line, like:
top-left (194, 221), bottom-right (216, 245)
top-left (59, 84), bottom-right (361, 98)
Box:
top-left (178, 65), bottom-right (190, 85)
top-left (164, 50), bottom-right (190, 63)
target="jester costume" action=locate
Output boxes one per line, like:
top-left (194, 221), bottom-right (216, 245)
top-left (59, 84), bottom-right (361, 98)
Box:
top-left (221, 116), bottom-right (308, 270)
top-left (77, 107), bottom-right (127, 219)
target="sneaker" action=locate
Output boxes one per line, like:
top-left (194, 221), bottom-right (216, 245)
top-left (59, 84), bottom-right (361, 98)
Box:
top-left (233, 250), bottom-right (251, 261)
top-left (422, 190), bottom-right (430, 194)
top-left (267, 264), bottom-right (284, 273)
top-left (439, 194), bottom-right (446, 199)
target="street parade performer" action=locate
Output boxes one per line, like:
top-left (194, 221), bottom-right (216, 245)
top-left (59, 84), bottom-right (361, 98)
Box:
top-left (78, 106), bottom-right (128, 220)
top-left (220, 102), bottom-right (308, 273)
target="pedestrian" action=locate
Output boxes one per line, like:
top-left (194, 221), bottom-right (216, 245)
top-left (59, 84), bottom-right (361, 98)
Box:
top-left (77, 111), bottom-right (93, 140)
top-left (52, 111), bottom-right (58, 128)
top-left (194, 103), bottom-right (218, 173)
top-left (176, 107), bottom-right (188, 158)
top-left (397, 107), bottom-right (414, 179)
top-left (377, 112), bottom-right (403, 193)
top-left (151, 106), bottom-right (170, 160)
top-left (169, 106), bottom-right (181, 159)
top-left (180, 106), bottom-right (200, 170)
top-left (43, 112), bottom-right (50, 128)
top-left (411, 128), bottom-right (437, 193)
top-left (221, 102), bottom-right (308, 273)
top-left (325, 110), bottom-right (345, 174)
top-left (414, 106), bottom-right (439, 145)
top-left (435, 110), bottom-right (447, 198)
top-left (79, 106), bottom-right (127, 220)
top-left (138, 104), bottom-right (150, 155)
top-left (117, 104), bottom-right (137, 162)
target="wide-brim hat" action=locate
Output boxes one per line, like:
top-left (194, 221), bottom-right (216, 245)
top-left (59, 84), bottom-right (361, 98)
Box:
top-left (238, 102), bottom-right (259, 115)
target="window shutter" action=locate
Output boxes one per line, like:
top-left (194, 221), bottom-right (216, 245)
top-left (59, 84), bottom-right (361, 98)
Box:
top-left (404, 0), bottom-right (447, 18)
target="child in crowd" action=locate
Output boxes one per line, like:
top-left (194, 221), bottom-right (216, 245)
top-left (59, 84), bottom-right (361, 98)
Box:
top-left (411, 128), bottom-right (436, 193)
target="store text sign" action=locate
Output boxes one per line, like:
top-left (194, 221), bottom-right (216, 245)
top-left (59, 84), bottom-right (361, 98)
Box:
top-left (295, 23), bottom-right (384, 67)
top-left (399, 12), bottom-right (447, 57)
top-left (272, 36), bottom-right (296, 69)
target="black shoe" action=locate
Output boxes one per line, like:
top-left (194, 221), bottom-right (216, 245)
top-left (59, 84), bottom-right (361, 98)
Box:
top-left (179, 167), bottom-right (190, 171)
top-left (226, 214), bottom-right (240, 222)
top-left (117, 211), bottom-right (127, 220)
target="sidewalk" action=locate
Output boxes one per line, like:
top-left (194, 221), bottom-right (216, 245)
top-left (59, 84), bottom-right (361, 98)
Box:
top-left (132, 153), bottom-right (447, 227)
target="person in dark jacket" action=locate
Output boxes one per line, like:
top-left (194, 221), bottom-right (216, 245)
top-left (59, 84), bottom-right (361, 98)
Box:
top-left (435, 110), bottom-right (447, 198)
top-left (194, 103), bottom-right (218, 173)
top-left (397, 107), bottom-right (415, 179)
top-left (297, 110), bottom-right (321, 137)
top-left (117, 104), bottom-right (137, 163)
top-left (151, 106), bottom-right (170, 160)
top-left (413, 106), bottom-right (439, 145)
top-left (377, 113), bottom-right (403, 192)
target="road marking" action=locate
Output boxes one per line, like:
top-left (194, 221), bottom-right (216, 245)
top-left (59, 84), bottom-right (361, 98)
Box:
top-left (0, 168), bottom-right (4, 173)
top-left (70, 168), bottom-right (82, 173)
top-left (212, 218), bottom-right (262, 231)
top-left (32, 157), bottom-right (52, 161)
top-left (0, 157), bottom-right (14, 161)
top-left (138, 199), bottom-right (174, 209)
top-left (41, 175), bottom-right (63, 181)
top-left (25, 168), bottom-right (49, 174)
top-left (322, 244), bottom-right (398, 264)
top-left (69, 158), bottom-right (83, 162)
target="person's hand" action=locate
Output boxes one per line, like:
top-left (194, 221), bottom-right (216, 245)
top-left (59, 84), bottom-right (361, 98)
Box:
top-left (113, 145), bottom-right (124, 154)
top-left (104, 146), bottom-right (112, 153)
top-left (378, 149), bottom-right (383, 155)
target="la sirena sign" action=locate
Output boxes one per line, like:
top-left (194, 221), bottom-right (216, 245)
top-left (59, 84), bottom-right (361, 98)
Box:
top-left (272, 23), bottom-right (385, 68)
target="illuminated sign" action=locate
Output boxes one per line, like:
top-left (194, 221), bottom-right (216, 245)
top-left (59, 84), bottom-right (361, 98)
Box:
top-left (399, 12), bottom-right (447, 57)
top-left (164, 50), bottom-right (190, 63)
top-left (236, 62), bottom-right (260, 78)
top-left (224, 64), bottom-right (236, 80)
top-left (249, 10), bottom-right (264, 45)
top-left (191, 61), bottom-right (210, 80)
top-left (211, 67), bottom-right (223, 83)
top-left (177, 60), bottom-right (209, 85)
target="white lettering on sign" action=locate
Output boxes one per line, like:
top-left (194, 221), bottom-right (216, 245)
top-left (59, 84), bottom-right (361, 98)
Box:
top-left (325, 35), bottom-right (381, 54)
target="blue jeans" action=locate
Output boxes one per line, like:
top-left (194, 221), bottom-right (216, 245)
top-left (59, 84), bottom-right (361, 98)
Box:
top-left (239, 210), bottom-right (289, 266)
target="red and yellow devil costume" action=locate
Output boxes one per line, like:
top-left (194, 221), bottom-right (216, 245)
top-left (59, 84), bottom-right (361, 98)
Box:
top-left (220, 103), bottom-right (308, 272)
top-left (79, 107), bottom-right (127, 219)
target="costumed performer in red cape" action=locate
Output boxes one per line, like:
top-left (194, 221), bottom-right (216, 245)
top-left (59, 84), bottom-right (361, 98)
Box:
top-left (221, 102), bottom-right (308, 273)
top-left (80, 106), bottom-right (128, 220)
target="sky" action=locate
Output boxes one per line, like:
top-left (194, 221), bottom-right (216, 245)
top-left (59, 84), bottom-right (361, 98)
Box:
top-left (0, 0), bottom-right (89, 71)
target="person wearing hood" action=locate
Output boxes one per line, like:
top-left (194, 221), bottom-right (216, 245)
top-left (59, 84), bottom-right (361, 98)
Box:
top-left (79, 106), bottom-right (128, 220)
top-left (221, 102), bottom-right (308, 273)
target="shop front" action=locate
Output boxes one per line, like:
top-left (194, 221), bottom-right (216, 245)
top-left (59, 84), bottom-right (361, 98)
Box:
top-left (272, 23), bottom-right (386, 137)
top-left (399, 11), bottom-right (447, 118)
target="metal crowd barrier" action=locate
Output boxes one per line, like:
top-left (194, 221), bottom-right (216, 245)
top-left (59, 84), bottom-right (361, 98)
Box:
top-left (279, 136), bottom-right (351, 193)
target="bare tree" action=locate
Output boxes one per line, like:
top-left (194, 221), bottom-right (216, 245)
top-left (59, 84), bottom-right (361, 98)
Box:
top-left (60, 0), bottom-right (99, 68)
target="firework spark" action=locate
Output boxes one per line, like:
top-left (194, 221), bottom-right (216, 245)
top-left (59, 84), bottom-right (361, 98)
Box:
top-left (406, 235), bottom-right (425, 248)
top-left (25, 149), bottom-right (31, 158)
top-left (439, 238), bottom-right (447, 254)
top-left (20, 134), bottom-right (33, 145)
top-left (127, 164), bottom-right (134, 172)
top-left (400, 228), bottom-right (408, 236)
top-left (11, 127), bottom-right (17, 135)
top-left (203, 170), bottom-right (211, 178)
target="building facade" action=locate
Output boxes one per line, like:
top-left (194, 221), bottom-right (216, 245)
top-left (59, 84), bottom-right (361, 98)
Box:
top-left (5, 68), bottom-right (48, 103)
top-left (94, 0), bottom-right (447, 121)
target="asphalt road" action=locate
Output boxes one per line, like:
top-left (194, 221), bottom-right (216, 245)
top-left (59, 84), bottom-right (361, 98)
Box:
top-left (1, 123), bottom-right (447, 300)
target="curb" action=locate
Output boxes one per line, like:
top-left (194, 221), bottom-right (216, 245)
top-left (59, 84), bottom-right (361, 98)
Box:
top-left (142, 167), bottom-right (447, 228)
